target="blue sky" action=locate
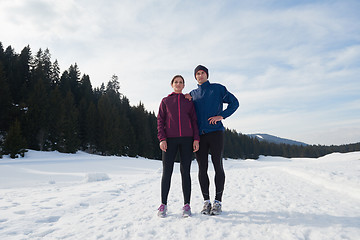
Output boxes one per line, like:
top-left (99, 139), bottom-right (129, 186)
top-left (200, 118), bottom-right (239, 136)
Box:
top-left (1, 0), bottom-right (359, 145)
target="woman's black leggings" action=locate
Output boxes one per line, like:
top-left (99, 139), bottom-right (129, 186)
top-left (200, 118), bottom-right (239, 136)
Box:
top-left (195, 131), bottom-right (225, 202)
top-left (161, 137), bottom-right (193, 205)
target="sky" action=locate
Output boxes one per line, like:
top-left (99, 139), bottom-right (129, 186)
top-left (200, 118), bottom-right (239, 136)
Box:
top-left (1, 0), bottom-right (359, 145)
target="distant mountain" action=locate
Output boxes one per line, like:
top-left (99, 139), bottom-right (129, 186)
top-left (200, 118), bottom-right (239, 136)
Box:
top-left (248, 133), bottom-right (308, 146)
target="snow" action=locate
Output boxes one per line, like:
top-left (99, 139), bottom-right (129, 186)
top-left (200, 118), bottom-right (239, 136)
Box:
top-left (256, 134), bottom-right (264, 139)
top-left (85, 173), bottom-right (110, 183)
top-left (1, 150), bottom-right (360, 240)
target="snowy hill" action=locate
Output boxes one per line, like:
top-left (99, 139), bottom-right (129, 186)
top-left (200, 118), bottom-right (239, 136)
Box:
top-left (248, 133), bottom-right (308, 146)
top-left (1, 150), bottom-right (359, 239)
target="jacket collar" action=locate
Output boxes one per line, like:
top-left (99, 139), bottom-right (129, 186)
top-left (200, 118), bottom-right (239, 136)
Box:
top-left (168, 92), bottom-right (184, 97)
top-left (198, 80), bottom-right (210, 88)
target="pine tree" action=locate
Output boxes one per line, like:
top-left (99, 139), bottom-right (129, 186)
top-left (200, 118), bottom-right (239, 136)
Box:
top-left (79, 74), bottom-right (93, 102)
top-left (97, 94), bottom-right (113, 155)
top-left (78, 97), bottom-right (89, 149)
top-left (59, 70), bottom-right (71, 95)
top-left (16, 45), bottom-right (32, 103)
top-left (25, 78), bottom-right (49, 150)
top-left (47, 86), bottom-right (64, 151)
top-left (148, 111), bottom-right (161, 159)
top-left (0, 42), bottom-right (4, 61)
top-left (78, 74), bottom-right (94, 149)
top-left (107, 75), bottom-right (120, 94)
top-left (131, 102), bottom-right (153, 158)
top-left (3, 46), bottom-right (17, 104)
top-left (68, 64), bottom-right (81, 104)
top-left (60, 91), bottom-right (80, 153)
top-left (85, 102), bottom-right (98, 152)
top-left (0, 62), bottom-right (12, 131)
top-left (119, 97), bottom-right (136, 157)
top-left (4, 119), bottom-right (27, 158)
top-left (51, 60), bottom-right (60, 87)
top-left (31, 49), bottom-right (51, 93)
top-left (42, 48), bottom-right (52, 84)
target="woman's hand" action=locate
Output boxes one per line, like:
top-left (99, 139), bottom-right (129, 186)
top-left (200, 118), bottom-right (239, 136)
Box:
top-left (193, 140), bottom-right (199, 152)
top-left (208, 116), bottom-right (223, 125)
top-left (160, 141), bottom-right (167, 152)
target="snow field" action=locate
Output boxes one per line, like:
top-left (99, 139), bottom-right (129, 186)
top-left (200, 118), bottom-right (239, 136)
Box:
top-left (0, 150), bottom-right (359, 239)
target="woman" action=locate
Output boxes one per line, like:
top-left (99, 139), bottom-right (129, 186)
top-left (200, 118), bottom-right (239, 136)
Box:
top-left (157, 75), bottom-right (200, 218)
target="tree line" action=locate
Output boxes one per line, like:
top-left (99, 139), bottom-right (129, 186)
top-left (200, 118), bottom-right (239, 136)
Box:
top-left (0, 43), bottom-right (160, 159)
top-left (0, 42), bottom-right (359, 159)
top-left (223, 129), bottom-right (360, 159)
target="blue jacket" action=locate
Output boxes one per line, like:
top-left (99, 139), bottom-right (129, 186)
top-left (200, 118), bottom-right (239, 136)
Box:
top-left (190, 81), bottom-right (239, 135)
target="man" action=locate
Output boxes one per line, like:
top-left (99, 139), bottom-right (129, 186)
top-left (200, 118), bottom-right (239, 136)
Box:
top-left (188, 65), bottom-right (239, 215)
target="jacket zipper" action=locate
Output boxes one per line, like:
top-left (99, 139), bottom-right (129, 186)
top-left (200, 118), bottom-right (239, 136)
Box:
top-left (178, 94), bottom-right (182, 136)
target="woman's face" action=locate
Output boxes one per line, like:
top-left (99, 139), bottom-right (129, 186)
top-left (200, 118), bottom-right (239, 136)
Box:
top-left (171, 77), bottom-right (184, 93)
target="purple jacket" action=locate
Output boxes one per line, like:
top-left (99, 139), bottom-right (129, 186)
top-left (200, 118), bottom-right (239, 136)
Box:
top-left (157, 92), bottom-right (200, 142)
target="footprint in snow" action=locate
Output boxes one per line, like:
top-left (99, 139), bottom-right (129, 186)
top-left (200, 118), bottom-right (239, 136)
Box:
top-left (14, 210), bottom-right (26, 215)
top-left (79, 202), bottom-right (89, 208)
top-left (36, 216), bottom-right (61, 223)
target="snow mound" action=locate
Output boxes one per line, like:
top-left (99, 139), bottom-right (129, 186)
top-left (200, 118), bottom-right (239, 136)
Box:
top-left (84, 173), bottom-right (110, 182)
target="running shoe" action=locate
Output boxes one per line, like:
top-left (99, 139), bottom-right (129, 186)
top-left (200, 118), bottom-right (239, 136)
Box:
top-left (157, 204), bottom-right (167, 218)
top-left (210, 200), bottom-right (222, 215)
top-left (200, 200), bottom-right (211, 215)
top-left (182, 203), bottom-right (191, 217)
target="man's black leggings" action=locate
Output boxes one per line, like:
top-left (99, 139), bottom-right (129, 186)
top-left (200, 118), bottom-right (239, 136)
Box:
top-left (161, 137), bottom-right (193, 205)
top-left (196, 130), bottom-right (225, 202)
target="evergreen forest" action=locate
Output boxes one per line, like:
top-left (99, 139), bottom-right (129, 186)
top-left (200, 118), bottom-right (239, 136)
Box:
top-left (1, 42), bottom-right (359, 159)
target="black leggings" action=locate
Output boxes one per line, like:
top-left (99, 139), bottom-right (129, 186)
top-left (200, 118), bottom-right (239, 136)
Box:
top-left (196, 131), bottom-right (225, 202)
top-left (161, 137), bottom-right (193, 205)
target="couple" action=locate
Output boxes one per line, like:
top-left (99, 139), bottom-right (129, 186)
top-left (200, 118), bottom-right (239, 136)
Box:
top-left (157, 65), bottom-right (239, 218)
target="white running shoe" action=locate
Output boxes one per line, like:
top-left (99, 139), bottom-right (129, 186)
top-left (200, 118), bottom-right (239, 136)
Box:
top-left (210, 200), bottom-right (222, 215)
top-left (201, 200), bottom-right (211, 215)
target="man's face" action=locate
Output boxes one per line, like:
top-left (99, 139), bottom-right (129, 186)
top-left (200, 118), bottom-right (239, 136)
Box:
top-left (195, 70), bottom-right (208, 85)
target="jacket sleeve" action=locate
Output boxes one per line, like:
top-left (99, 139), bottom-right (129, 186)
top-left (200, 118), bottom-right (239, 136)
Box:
top-left (157, 99), bottom-right (167, 142)
top-left (220, 86), bottom-right (239, 119)
top-left (190, 102), bottom-right (200, 141)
